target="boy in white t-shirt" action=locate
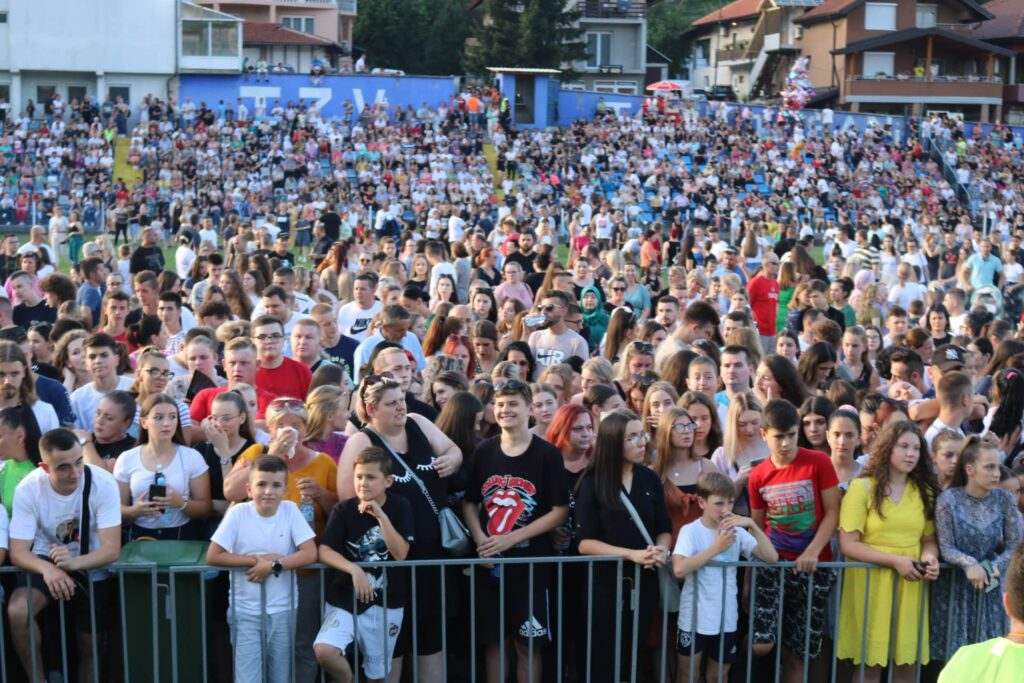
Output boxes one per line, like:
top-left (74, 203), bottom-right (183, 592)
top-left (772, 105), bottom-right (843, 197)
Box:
top-left (208, 455), bottom-right (318, 683)
top-left (672, 472), bottom-right (777, 683)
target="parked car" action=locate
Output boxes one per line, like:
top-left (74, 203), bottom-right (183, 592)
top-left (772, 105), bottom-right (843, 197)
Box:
top-left (707, 85), bottom-right (738, 102)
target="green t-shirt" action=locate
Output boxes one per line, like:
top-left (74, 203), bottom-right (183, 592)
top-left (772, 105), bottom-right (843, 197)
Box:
top-left (939, 638), bottom-right (1024, 683)
top-left (0, 459), bottom-right (36, 516)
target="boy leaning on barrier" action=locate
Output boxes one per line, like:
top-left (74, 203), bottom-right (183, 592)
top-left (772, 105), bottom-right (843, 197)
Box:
top-left (747, 398), bottom-right (841, 683)
top-left (673, 471), bottom-right (778, 683)
top-left (8, 428), bottom-right (121, 683)
top-left (314, 446), bottom-right (414, 683)
top-left (207, 455), bottom-right (318, 683)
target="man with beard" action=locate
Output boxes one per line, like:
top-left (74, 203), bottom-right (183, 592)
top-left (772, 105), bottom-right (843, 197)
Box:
top-left (0, 341), bottom-right (61, 435)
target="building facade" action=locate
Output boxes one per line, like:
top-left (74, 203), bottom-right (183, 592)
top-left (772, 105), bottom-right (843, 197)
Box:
top-left (570, 0), bottom-right (650, 94)
top-left (196, 0), bottom-right (356, 55)
top-left (685, 0), bottom-right (763, 98)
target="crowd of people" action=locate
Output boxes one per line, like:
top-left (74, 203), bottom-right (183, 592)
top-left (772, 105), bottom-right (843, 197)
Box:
top-left (0, 88), bottom-right (1020, 683)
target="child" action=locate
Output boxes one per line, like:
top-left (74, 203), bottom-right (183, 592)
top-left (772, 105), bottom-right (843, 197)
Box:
top-left (314, 447), bottom-right (414, 683)
top-left (931, 430), bottom-right (965, 490)
top-left (748, 399), bottom-right (840, 678)
top-left (207, 456), bottom-right (318, 683)
top-left (673, 472), bottom-right (777, 683)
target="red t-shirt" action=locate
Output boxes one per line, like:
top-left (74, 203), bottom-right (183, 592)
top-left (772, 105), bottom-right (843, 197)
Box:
top-left (254, 357), bottom-right (312, 401)
top-left (190, 385), bottom-right (275, 422)
top-left (748, 447), bottom-right (839, 561)
top-left (747, 274), bottom-right (780, 336)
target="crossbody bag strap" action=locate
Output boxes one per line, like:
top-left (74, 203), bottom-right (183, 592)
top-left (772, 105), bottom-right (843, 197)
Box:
top-left (361, 426), bottom-right (440, 516)
top-left (619, 490), bottom-right (654, 547)
top-left (80, 465), bottom-right (93, 557)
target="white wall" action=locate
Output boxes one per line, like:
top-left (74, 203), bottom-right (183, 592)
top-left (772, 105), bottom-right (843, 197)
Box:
top-left (7, 0), bottom-right (175, 74)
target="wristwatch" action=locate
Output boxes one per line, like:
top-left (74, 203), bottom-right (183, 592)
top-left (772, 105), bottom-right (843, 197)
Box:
top-left (271, 560), bottom-right (283, 577)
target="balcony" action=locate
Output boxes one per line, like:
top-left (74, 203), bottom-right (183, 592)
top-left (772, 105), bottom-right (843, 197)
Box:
top-left (578, 0), bottom-right (645, 19)
top-left (845, 75), bottom-right (1003, 103)
top-left (716, 47), bottom-right (753, 63)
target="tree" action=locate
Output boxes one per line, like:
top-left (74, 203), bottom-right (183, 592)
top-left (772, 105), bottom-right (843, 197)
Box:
top-left (648, 0), bottom-right (722, 78)
top-left (354, 0), bottom-right (475, 75)
top-left (466, 0), bottom-right (586, 74)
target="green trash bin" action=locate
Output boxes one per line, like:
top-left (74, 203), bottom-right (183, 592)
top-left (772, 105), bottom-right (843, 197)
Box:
top-left (118, 540), bottom-right (210, 683)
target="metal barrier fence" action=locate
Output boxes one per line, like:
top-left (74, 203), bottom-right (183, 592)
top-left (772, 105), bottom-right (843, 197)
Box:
top-left (0, 557), bottom-right (1000, 682)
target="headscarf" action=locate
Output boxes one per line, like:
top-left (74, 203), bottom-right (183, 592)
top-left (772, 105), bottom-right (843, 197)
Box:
top-left (579, 284), bottom-right (609, 352)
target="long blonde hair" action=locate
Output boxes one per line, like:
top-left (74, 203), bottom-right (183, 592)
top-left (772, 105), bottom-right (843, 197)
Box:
top-left (654, 406), bottom-right (693, 479)
top-left (305, 385), bottom-right (348, 442)
top-left (721, 391), bottom-right (767, 466)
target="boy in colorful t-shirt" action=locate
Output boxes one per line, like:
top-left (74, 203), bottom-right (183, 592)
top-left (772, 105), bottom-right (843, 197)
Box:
top-left (747, 399), bottom-right (840, 681)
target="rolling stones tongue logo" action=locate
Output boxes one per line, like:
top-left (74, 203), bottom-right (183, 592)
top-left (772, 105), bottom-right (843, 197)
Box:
top-left (482, 475), bottom-right (538, 537)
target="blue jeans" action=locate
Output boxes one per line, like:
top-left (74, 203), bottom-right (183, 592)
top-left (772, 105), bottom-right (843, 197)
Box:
top-left (229, 609), bottom-right (295, 683)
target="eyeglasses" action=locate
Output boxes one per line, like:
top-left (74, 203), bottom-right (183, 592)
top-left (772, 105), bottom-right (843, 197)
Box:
top-left (611, 286), bottom-right (625, 292)
top-left (625, 432), bottom-right (650, 445)
top-left (672, 422), bottom-right (696, 433)
top-left (253, 333), bottom-right (284, 342)
top-left (143, 368), bottom-right (174, 379)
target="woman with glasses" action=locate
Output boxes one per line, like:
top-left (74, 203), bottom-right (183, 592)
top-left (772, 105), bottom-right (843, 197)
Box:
top-left (114, 393), bottom-right (212, 541)
top-left (655, 406), bottom-right (713, 540)
top-left (225, 394), bottom-right (339, 683)
top-left (576, 409), bottom-right (671, 682)
top-left (339, 374), bottom-right (461, 682)
top-left (129, 347), bottom-right (198, 443)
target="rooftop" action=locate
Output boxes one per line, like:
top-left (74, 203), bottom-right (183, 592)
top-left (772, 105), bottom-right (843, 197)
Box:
top-left (690, 0), bottom-right (762, 28)
top-left (973, 0), bottom-right (1024, 40)
top-left (242, 21), bottom-right (335, 46)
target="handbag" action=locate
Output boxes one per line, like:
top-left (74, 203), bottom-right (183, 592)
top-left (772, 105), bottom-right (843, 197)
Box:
top-left (619, 490), bottom-right (679, 614)
top-left (363, 427), bottom-right (473, 557)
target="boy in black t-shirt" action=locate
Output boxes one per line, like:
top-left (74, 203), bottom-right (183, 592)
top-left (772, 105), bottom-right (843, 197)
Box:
top-left (463, 380), bottom-right (569, 683)
top-left (314, 447), bottom-right (414, 683)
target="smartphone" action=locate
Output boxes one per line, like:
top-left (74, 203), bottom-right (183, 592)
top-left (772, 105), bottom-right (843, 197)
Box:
top-left (148, 484), bottom-right (166, 500)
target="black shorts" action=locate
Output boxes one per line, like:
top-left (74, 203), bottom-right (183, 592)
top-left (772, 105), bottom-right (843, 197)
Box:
top-left (473, 563), bottom-right (551, 645)
top-left (21, 566), bottom-right (114, 634)
top-left (395, 563), bottom-right (444, 656)
top-left (677, 630), bottom-right (739, 663)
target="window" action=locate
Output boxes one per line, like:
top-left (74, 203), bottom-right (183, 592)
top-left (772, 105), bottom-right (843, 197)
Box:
top-left (915, 4), bottom-right (936, 28)
top-left (181, 21), bottom-right (210, 56)
top-left (864, 3), bottom-right (897, 30)
top-left (586, 32), bottom-right (612, 68)
top-left (108, 86), bottom-right (130, 105)
top-left (36, 85), bottom-right (56, 106)
top-left (563, 81), bottom-right (586, 91)
top-left (282, 16), bottom-right (315, 34)
top-left (593, 80), bottom-right (637, 95)
top-left (0, 12), bottom-right (8, 23)
top-left (0, 85), bottom-right (9, 104)
top-left (210, 22), bottom-right (238, 56)
top-left (863, 51), bottom-right (895, 77)
top-left (68, 86), bottom-right (87, 104)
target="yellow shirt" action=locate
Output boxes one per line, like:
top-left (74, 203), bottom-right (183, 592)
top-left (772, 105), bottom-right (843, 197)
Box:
top-left (939, 638), bottom-right (1024, 682)
top-left (240, 449), bottom-right (337, 535)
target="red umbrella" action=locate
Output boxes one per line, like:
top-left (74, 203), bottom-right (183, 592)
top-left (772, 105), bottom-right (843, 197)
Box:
top-left (646, 81), bottom-right (683, 91)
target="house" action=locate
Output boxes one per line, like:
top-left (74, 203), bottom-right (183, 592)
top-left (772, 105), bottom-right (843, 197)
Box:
top-left (241, 22), bottom-right (337, 74)
top-left (795, 0), bottom-right (1012, 121)
top-left (973, 0), bottom-right (1024, 124)
top-left (684, 0), bottom-right (763, 98)
top-left (0, 0), bottom-right (242, 116)
top-left (571, 0), bottom-right (651, 94)
top-left (195, 0), bottom-right (356, 56)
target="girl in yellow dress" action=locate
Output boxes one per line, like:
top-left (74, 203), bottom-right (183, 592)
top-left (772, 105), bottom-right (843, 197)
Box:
top-left (837, 419), bottom-right (941, 682)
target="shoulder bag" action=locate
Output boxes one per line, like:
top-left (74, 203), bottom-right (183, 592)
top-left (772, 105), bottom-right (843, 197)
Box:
top-left (619, 489), bottom-right (679, 614)
top-left (362, 427), bottom-right (472, 557)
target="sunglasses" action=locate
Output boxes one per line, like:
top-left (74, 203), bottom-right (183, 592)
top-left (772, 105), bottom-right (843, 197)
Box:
top-left (269, 397), bottom-right (304, 409)
top-left (494, 379), bottom-right (528, 393)
top-left (631, 341), bottom-right (655, 354)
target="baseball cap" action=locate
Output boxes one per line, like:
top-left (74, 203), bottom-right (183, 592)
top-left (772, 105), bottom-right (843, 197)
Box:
top-left (933, 345), bottom-right (966, 372)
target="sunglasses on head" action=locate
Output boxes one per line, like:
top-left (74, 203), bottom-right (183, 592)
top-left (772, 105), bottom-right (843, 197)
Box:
top-left (631, 341), bottom-right (655, 354)
top-left (494, 379), bottom-right (528, 393)
top-left (269, 397), bottom-right (304, 409)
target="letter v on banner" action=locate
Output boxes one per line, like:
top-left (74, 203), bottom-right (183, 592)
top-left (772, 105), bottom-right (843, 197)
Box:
top-left (351, 88), bottom-right (388, 115)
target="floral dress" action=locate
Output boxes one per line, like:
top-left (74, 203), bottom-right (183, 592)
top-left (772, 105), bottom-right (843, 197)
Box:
top-left (930, 487), bottom-right (1023, 662)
